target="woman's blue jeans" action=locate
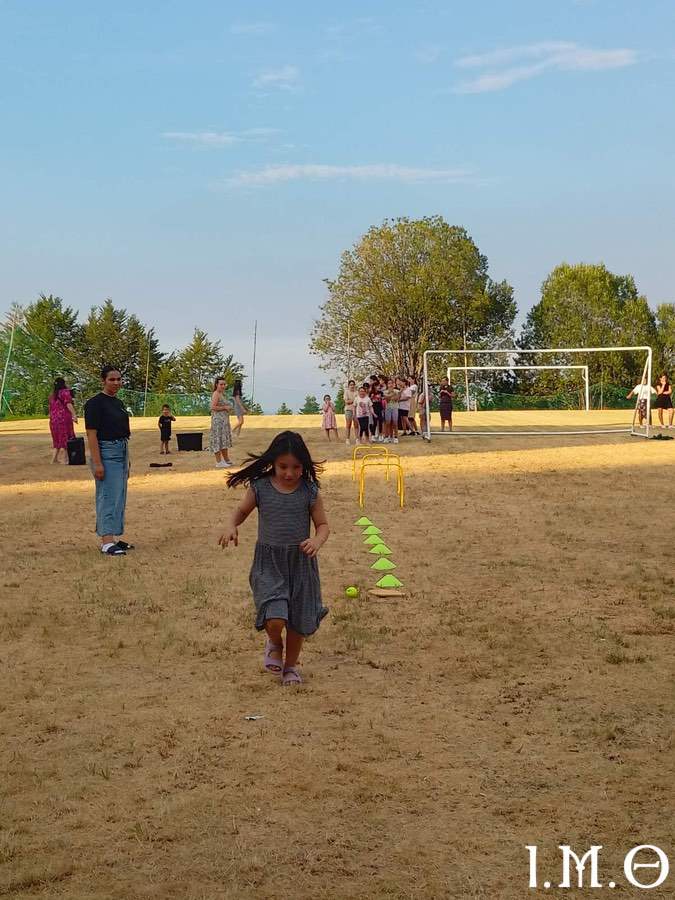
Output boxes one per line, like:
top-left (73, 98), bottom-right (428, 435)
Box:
top-left (93, 439), bottom-right (129, 536)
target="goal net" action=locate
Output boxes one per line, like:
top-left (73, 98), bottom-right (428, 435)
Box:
top-left (422, 346), bottom-right (653, 438)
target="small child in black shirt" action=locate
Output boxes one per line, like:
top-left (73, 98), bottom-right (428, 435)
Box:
top-left (158, 405), bottom-right (176, 454)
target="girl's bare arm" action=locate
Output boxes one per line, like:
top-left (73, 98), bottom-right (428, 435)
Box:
top-left (218, 487), bottom-right (256, 547)
top-left (300, 494), bottom-right (330, 557)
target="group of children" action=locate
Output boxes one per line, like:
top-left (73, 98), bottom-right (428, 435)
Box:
top-left (322, 375), bottom-right (429, 444)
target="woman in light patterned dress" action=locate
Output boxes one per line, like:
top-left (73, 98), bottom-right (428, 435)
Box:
top-left (210, 377), bottom-right (234, 468)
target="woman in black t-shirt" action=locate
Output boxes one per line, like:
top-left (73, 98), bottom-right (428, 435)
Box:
top-left (84, 366), bottom-right (133, 556)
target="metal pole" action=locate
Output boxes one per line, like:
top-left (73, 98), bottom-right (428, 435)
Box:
top-left (143, 330), bottom-right (151, 417)
top-left (423, 351), bottom-right (431, 441)
top-left (251, 320), bottom-right (257, 403)
top-left (347, 319), bottom-right (351, 381)
top-left (646, 346), bottom-right (652, 438)
top-left (0, 316), bottom-right (17, 418)
top-left (584, 365), bottom-right (589, 413)
top-left (462, 326), bottom-right (470, 411)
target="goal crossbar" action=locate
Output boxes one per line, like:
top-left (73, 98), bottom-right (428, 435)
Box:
top-left (423, 346), bottom-right (652, 439)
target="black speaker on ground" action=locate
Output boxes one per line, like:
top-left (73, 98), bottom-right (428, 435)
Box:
top-left (177, 432), bottom-right (203, 451)
top-left (67, 436), bottom-right (86, 465)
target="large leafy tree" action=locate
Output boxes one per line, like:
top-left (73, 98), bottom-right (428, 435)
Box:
top-left (520, 263), bottom-right (659, 390)
top-left (656, 303), bottom-right (675, 371)
top-left (83, 299), bottom-right (163, 391)
top-left (310, 216), bottom-right (516, 382)
top-left (299, 395), bottom-right (321, 414)
top-left (1, 298), bottom-right (89, 416)
top-left (172, 329), bottom-right (242, 393)
top-left (24, 294), bottom-right (84, 354)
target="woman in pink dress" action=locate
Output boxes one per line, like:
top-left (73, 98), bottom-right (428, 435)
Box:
top-left (321, 394), bottom-right (339, 441)
top-left (48, 377), bottom-right (78, 463)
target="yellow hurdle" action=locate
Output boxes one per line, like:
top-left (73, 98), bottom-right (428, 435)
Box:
top-left (352, 445), bottom-right (389, 481)
top-left (358, 456), bottom-right (405, 509)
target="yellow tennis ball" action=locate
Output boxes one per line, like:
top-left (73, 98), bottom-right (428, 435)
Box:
top-left (345, 586), bottom-right (359, 598)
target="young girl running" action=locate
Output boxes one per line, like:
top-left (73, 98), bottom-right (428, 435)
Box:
top-left (321, 394), bottom-right (340, 441)
top-left (219, 431), bottom-right (330, 685)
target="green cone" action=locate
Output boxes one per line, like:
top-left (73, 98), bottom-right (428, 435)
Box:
top-left (376, 575), bottom-right (404, 588)
top-left (369, 543), bottom-right (392, 555)
top-left (355, 516), bottom-right (372, 526)
top-left (362, 525), bottom-right (382, 535)
top-left (371, 558), bottom-right (397, 571)
top-left (364, 535), bottom-right (383, 545)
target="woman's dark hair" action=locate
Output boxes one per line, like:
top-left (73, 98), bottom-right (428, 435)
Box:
top-left (227, 430), bottom-right (324, 489)
top-left (347, 379), bottom-right (356, 388)
top-left (213, 376), bottom-right (226, 390)
top-left (101, 365), bottom-right (121, 380)
top-left (51, 377), bottom-right (67, 398)
top-left (232, 379), bottom-right (243, 397)
top-left (660, 373), bottom-right (670, 386)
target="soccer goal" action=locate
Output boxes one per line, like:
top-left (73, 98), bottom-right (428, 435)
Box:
top-left (447, 364), bottom-right (590, 413)
top-left (422, 346), bottom-right (653, 439)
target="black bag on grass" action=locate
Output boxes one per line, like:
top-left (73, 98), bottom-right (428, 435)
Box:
top-left (67, 436), bottom-right (86, 465)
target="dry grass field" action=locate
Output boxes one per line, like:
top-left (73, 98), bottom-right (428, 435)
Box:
top-left (1, 412), bottom-right (674, 899)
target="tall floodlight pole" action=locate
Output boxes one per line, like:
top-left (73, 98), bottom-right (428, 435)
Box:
top-left (0, 310), bottom-right (19, 418)
top-left (347, 319), bottom-right (351, 381)
top-left (251, 320), bottom-right (258, 403)
top-left (143, 329), bottom-right (153, 417)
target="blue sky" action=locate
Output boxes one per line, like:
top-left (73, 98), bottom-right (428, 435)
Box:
top-left (2, 0), bottom-right (674, 411)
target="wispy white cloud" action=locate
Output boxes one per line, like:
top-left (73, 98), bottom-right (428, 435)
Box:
top-left (162, 128), bottom-right (278, 146)
top-left (252, 65), bottom-right (300, 91)
top-left (230, 22), bottom-right (276, 36)
top-left (454, 41), bottom-right (637, 93)
top-left (226, 163), bottom-right (473, 187)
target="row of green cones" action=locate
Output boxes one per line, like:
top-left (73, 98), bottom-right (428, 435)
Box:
top-left (354, 516), bottom-right (404, 589)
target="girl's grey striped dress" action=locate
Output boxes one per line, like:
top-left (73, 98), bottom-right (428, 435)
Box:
top-left (249, 477), bottom-right (328, 636)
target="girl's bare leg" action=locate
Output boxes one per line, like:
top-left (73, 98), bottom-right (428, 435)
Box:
top-left (284, 628), bottom-right (304, 667)
top-left (264, 619), bottom-right (285, 670)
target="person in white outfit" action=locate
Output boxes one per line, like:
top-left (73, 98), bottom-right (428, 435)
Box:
top-left (627, 376), bottom-right (657, 428)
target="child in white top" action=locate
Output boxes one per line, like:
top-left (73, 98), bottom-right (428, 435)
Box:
top-left (627, 377), bottom-right (657, 427)
top-left (353, 387), bottom-right (374, 444)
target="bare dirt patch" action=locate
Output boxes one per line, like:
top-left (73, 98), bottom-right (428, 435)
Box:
top-left (1, 414), bottom-right (673, 898)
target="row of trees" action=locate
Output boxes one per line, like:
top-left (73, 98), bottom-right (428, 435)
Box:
top-left (1, 297), bottom-right (261, 417)
top-left (310, 217), bottom-right (674, 401)
top-left (3, 216), bottom-right (673, 417)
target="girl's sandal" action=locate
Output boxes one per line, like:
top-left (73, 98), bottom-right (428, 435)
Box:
top-left (263, 641), bottom-right (283, 673)
top-left (282, 666), bottom-right (302, 686)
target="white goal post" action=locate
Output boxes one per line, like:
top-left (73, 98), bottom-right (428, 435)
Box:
top-left (422, 345), bottom-right (653, 439)
top-left (446, 364), bottom-right (590, 413)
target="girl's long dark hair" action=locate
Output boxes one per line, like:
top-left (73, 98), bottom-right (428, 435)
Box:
top-left (227, 430), bottom-right (324, 489)
top-left (232, 379), bottom-right (243, 397)
top-left (51, 377), bottom-right (67, 398)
